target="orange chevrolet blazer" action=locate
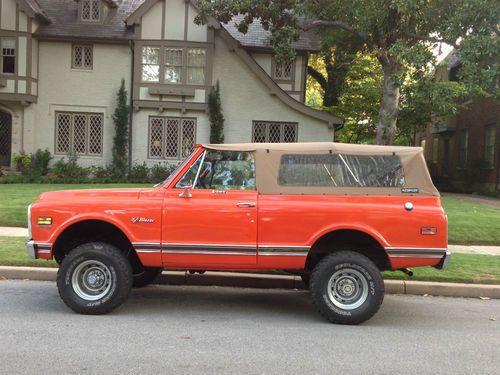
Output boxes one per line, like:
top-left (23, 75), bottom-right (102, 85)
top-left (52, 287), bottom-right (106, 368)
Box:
top-left (27, 142), bottom-right (449, 324)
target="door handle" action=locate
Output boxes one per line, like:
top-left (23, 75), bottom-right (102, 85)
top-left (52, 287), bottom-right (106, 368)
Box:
top-left (236, 202), bottom-right (256, 208)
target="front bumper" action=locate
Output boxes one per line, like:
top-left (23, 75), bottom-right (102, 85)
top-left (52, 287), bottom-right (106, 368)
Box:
top-left (434, 249), bottom-right (451, 270)
top-left (26, 240), bottom-right (36, 259)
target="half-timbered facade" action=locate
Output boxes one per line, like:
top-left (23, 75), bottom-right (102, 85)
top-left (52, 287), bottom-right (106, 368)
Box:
top-left (0, 0), bottom-right (342, 168)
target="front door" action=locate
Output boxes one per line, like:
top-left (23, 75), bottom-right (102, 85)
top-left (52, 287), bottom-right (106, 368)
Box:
top-left (162, 150), bottom-right (258, 268)
top-left (0, 111), bottom-right (12, 167)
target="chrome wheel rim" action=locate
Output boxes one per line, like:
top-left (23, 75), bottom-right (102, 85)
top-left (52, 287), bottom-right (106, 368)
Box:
top-left (72, 260), bottom-right (112, 301)
top-left (327, 268), bottom-right (369, 310)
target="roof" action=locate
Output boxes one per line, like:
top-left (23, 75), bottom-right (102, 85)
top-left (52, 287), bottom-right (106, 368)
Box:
top-left (202, 142), bottom-right (423, 154)
top-left (33, 0), bottom-right (320, 51)
top-left (201, 142), bottom-right (438, 196)
top-left (443, 49), bottom-right (461, 69)
top-left (34, 0), bottom-right (142, 42)
top-left (17, 0), bottom-right (51, 23)
top-left (224, 15), bottom-right (320, 52)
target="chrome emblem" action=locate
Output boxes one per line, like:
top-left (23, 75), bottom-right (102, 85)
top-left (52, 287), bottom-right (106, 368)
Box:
top-left (131, 217), bottom-right (155, 224)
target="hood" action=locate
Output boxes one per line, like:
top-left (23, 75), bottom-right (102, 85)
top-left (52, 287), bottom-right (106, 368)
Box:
top-left (37, 188), bottom-right (151, 201)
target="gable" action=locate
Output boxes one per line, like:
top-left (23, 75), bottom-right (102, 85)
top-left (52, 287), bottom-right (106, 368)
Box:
top-left (129, 0), bottom-right (210, 42)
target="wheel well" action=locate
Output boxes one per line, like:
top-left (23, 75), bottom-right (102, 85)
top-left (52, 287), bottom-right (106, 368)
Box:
top-left (305, 230), bottom-right (390, 272)
top-left (52, 220), bottom-right (143, 272)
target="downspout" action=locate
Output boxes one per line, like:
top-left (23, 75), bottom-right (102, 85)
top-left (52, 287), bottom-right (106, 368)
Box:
top-left (128, 39), bottom-right (134, 174)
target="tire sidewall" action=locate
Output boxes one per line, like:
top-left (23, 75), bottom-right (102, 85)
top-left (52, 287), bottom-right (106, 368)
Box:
top-left (57, 243), bottom-right (131, 314)
top-left (312, 253), bottom-right (384, 324)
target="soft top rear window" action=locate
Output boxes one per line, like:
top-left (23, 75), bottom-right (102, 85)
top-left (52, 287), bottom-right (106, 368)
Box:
top-left (278, 154), bottom-right (405, 187)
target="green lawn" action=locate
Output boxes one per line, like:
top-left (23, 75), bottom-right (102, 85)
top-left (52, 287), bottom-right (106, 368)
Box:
top-left (1, 236), bottom-right (499, 284)
top-left (0, 183), bottom-right (149, 228)
top-left (442, 196), bottom-right (500, 245)
top-left (0, 184), bottom-right (499, 245)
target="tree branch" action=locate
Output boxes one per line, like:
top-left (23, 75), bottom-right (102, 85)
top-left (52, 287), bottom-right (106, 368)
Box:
top-left (403, 32), bottom-right (459, 48)
top-left (307, 66), bottom-right (328, 91)
top-left (304, 20), bottom-right (374, 49)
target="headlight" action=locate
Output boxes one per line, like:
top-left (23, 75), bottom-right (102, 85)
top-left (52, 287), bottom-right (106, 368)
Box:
top-left (27, 204), bottom-right (33, 239)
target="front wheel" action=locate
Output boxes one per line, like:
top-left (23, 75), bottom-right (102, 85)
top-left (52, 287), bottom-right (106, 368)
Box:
top-left (310, 251), bottom-right (384, 325)
top-left (57, 242), bottom-right (133, 315)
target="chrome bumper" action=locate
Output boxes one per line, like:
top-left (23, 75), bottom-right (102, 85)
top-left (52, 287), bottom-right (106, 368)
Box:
top-left (434, 249), bottom-right (451, 270)
top-left (26, 240), bottom-right (36, 259)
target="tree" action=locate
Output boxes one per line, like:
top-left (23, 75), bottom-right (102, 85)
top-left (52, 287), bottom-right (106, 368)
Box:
top-left (208, 80), bottom-right (225, 144)
top-left (196, 0), bottom-right (499, 145)
top-left (307, 30), bottom-right (364, 107)
top-left (111, 79), bottom-right (130, 179)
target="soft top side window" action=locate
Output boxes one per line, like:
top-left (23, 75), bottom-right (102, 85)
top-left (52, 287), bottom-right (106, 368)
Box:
top-left (278, 154), bottom-right (405, 187)
top-left (175, 150), bottom-right (256, 190)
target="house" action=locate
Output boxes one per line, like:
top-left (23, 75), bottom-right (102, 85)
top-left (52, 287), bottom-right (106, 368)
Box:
top-left (0, 0), bottom-right (342, 169)
top-left (416, 50), bottom-right (499, 193)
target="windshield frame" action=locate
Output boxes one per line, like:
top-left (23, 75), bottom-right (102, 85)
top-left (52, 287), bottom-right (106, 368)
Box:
top-left (156, 147), bottom-right (202, 188)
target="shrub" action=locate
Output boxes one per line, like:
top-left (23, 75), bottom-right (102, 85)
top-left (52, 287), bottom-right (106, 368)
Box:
top-left (24, 149), bottom-right (52, 177)
top-left (111, 79), bottom-right (130, 179)
top-left (129, 162), bottom-right (150, 181)
top-left (12, 152), bottom-right (31, 172)
top-left (50, 153), bottom-right (90, 181)
top-left (150, 163), bottom-right (178, 183)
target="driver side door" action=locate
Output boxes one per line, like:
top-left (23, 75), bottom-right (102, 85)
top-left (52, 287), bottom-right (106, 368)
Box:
top-left (162, 150), bottom-right (258, 268)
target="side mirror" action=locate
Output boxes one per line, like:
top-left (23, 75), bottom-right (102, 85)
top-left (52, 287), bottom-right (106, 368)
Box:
top-left (178, 187), bottom-right (193, 198)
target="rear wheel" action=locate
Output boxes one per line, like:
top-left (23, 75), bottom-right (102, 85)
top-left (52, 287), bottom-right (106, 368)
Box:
top-left (133, 267), bottom-right (162, 288)
top-left (310, 251), bottom-right (384, 325)
top-left (57, 242), bottom-right (133, 315)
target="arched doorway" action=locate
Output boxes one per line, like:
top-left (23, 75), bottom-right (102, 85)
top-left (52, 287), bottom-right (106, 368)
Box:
top-left (0, 110), bottom-right (12, 167)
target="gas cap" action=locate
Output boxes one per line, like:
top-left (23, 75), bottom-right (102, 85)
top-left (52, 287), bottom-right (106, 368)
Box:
top-left (404, 202), bottom-right (414, 211)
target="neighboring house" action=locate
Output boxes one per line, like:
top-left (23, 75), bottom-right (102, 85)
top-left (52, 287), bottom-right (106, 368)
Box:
top-left (0, 0), bottom-right (342, 168)
top-left (416, 50), bottom-right (499, 193)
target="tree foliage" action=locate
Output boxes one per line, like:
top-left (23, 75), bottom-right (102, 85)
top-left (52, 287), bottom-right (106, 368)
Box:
top-left (208, 80), bottom-right (225, 144)
top-left (196, 0), bottom-right (499, 145)
top-left (111, 79), bottom-right (130, 179)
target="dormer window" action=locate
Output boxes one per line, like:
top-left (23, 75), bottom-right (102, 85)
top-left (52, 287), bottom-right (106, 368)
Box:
top-left (81, 0), bottom-right (101, 22)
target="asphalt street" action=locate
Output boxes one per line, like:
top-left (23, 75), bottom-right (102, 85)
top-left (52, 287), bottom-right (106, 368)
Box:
top-left (0, 280), bottom-right (498, 375)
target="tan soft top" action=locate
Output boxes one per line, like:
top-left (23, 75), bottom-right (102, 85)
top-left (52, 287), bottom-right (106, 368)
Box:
top-left (202, 142), bottom-right (439, 196)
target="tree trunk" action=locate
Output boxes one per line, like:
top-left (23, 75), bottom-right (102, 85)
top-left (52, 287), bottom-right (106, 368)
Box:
top-left (375, 58), bottom-right (400, 145)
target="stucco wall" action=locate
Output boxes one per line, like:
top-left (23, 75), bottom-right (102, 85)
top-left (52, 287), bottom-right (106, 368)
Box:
top-left (213, 34), bottom-right (333, 143)
top-left (34, 41), bottom-right (132, 167)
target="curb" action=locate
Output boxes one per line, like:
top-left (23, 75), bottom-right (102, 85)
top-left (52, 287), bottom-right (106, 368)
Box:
top-left (1, 266), bottom-right (500, 299)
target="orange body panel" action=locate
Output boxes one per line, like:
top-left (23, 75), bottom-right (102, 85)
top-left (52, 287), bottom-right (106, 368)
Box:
top-left (29, 146), bottom-right (448, 272)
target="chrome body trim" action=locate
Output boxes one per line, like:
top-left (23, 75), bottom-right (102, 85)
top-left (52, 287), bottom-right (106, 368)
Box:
top-left (386, 247), bottom-right (448, 259)
top-left (26, 241), bottom-right (52, 259)
top-left (135, 249), bottom-right (162, 253)
top-left (259, 252), bottom-right (309, 257)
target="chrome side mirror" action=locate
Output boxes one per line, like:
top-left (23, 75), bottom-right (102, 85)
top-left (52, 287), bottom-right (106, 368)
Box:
top-left (179, 187), bottom-right (192, 198)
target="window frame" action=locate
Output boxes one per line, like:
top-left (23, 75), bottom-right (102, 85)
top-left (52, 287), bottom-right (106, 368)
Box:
top-left (252, 120), bottom-right (299, 143)
top-left (80, 0), bottom-right (103, 23)
top-left (54, 111), bottom-right (104, 157)
top-left (484, 124), bottom-right (496, 168)
top-left (1, 38), bottom-right (16, 75)
top-left (271, 56), bottom-right (295, 82)
top-left (72, 44), bottom-right (94, 70)
top-left (140, 45), bottom-right (207, 85)
top-left (432, 138), bottom-right (439, 164)
top-left (147, 116), bottom-right (197, 160)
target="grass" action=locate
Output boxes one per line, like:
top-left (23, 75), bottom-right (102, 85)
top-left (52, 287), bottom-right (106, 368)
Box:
top-left (442, 196), bottom-right (500, 245)
top-left (0, 183), bottom-right (149, 228)
top-left (0, 236), bottom-right (56, 267)
top-left (1, 236), bottom-right (499, 284)
top-left (0, 184), bottom-right (499, 245)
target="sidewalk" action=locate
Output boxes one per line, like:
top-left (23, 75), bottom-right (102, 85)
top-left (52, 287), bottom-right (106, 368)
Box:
top-left (2, 226), bottom-right (498, 255)
top-left (1, 267), bottom-right (499, 299)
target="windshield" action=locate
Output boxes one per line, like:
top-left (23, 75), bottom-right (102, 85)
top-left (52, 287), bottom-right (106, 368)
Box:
top-left (154, 148), bottom-right (198, 187)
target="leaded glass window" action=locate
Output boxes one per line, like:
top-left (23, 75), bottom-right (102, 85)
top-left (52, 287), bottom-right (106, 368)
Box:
top-left (252, 121), bottom-right (298, 143)
top-left (55, 112), bottom-right (103, 156)
top-left (72, 45), bottom-right (93, 70)
top-left (148, 117), bottom-right (196, 159)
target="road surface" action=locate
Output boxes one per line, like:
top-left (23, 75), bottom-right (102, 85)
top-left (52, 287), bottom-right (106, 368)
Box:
top-left (0, 280), bottom-right (498, 374)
